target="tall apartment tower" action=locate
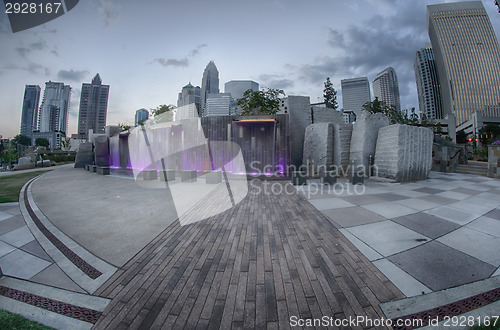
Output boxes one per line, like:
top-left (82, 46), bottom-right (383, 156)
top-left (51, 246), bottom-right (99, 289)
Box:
top-left (372, 67), bottom-right (401, 111)
top-left (224, 80), bottom-right (259, 101)
top-left (414, 46), bottom-right (443, 120)
top-left (20, 85), bottom-right (41, 139)
top-left (38, 81), bottom-right (71, 134)
top-left (34, 81), bottom-right (71, 149)
top-left (200, 61), bottom-right (219, 113)
top-left (78, 74), bottom-right (110, 140)
top-left (341, 77), bottom-right (371, 115)
top-left (427, 1), bottom-right (500, 126)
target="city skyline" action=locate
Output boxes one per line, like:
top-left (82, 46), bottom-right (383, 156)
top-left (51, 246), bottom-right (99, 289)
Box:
top-left (1, 0), bottom-right (500, 138)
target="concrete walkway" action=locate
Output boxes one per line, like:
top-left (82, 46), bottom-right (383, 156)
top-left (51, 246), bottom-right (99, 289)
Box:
top-left (0, 166), bottom-right (499, 329)
top-left (297, 172), bottom-right (500, 297)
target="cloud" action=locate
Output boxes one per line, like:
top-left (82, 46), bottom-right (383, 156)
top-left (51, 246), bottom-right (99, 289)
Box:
top-left (15, 40), bottom-right (50, 59)
top-left (151, 44), bottom-right (208, 68)
top-left (94, 0), bottom-right (121, 27)
top-left (150, 58), bottom-right (189, 68)
top-left (190, 44), bottom-right (207, 57)
top-left (293, 0), bottom-right (428, 108)
top-left (3, 63), bottom-right (50, 76)
top-left (57, 69), bottom-right (90, 82)
top-left (259, 74), bottom-right (294, 90)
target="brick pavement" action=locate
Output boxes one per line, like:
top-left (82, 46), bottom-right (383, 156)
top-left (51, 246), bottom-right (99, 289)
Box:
top-left (93, 180), bottom-right (404, 329)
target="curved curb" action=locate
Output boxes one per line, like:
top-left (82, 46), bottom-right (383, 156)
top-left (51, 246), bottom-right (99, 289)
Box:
top-left (19, 176), bottom-right (117, 294)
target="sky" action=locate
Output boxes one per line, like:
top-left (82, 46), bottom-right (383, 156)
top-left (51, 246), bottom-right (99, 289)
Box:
top-left (0, 0), bottom-right (499, 139)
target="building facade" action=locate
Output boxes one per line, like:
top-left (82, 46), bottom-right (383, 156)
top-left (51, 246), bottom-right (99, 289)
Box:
top-left (135, 108), bottom-right (149, 126)
top-left (177, 83), bottom-right (201, 115)
top-left (35, 81), bottom-right (71, 149)
top-left (427, 1), bottom-right (500, 126)
top-left (77, 74), bottom-right (110, 140)
top-left (200, 61), bottom-right (220, 113)
top-left (341, 77), bottom-right (371, 116)
top-left (414, 46), bottom-right (443, 120)
top-left (174, 103), bottom-right (199, 121)
top-left (204, 93), bottom-right (238, 117)
top-left (224, 80), bottom-right (259, 101)
top-left (20, 85), bottom-right (41, 140)
top-left (372, 67), bottom-right (401, 111)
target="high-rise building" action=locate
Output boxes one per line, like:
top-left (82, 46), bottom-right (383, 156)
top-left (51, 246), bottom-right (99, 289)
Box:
top-left (372, 67), bottom-right (401, 111)
top-left (20, 85), bottom-right (41, 140)
top-left (177, 83), bottom-right (201, 115)
top-left (175, 103), bottom-right (199, 121)
top-left (35, 81), bottom-right (71, 149)
top-left (224, 80), bottom-right (259, 101)
top-left (135, 108), bottom-right (149, 126)
top-left (200, 61), bottom-right (219, 112)
top-left (414, 46), bottom-right (443, 120)
top-left (341, 77), bottom-right (371, 115)
top-left (38, 81), bottom-right (71, 134)
top-left (427, 1), bottom-right (500, 126)
top-left (204, 93), bottom-right (238, 117)
top-left (77, 74), bottom-right (110, 140)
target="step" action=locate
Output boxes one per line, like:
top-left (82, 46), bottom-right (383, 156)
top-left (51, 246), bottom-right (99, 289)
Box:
top-left (0, 276), bottom-right (110, 329)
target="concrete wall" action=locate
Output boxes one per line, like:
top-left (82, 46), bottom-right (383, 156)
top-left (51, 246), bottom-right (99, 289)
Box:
top-left (349, 110), bottom-right (390, 176)
top-left (302, 123), bottom-right (333, 174)
top-left (311, 106), bottom-right (344, 125)
top-left (287, 96), bottom-right (312, 167)
top-left (333, 124), bottom-right (353, 175)
top-left (74, 142), bottom-right (94, 168)
top-left (374, 124), bottom-right (433, 182)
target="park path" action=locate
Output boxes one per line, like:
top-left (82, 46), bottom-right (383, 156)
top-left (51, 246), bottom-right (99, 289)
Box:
top-left (93, 180), bottom-right (404, 329)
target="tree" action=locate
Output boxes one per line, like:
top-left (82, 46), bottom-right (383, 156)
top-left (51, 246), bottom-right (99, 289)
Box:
top-left (323, 77), bottom-right (338, 110)
top-left (11, 134), bottom-right (31, 146)
top-left (456, 130), bottom-right (468, 144)
top-left (118, 123), bottom-right (131, 132)
top-left (362, 97), bottom-right (387, 114)
top-left (237, 88), bottom-right (285, 116)
top-left (34, 137), bottom-right (50, 148)
top-left (478, 123), bottom-right (500, 144)
top-left (151, 104), bottom-right (175, 117)
top-left (150, 104), bottom-right (175, 123)
top-left (61, 137), bottom-right (71, 151)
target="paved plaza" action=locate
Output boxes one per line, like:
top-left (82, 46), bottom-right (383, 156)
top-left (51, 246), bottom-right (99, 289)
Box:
top-left (0, 165), bottom-right (499, 329)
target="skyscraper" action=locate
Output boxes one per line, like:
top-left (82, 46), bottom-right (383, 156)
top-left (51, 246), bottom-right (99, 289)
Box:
top-left (372, 67), bottom-right (401, 111)
top-left (427, 1), bottom-right (500, 126)
top-left (200, 61), bottom-right (219, 112)
top-left (38, 81), bottom-right (71, 134)
top-left (34, 81), bottom-right (71, 149)
top-left (341, 77), bottom-right (371, 115)
top-left (78, 74), bottom-right (110, 140)
top-left (204, 93), bottom-right (238, 117)
top-left (20, 85), bottom-right (41, 140)
top-left (414, 46), bottom-right (443, 120)
top-left (177, 83), bottom-right (201, 115)
top-left (224, 80), bottom-right (259, 101)
top-left (135, 108), bottom-right (149, 126)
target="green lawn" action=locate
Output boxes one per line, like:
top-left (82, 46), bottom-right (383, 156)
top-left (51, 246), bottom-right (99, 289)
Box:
top-left (0, 310), bottom-right (54, 329)
top-left (0, 170), bottom-right (50, 203)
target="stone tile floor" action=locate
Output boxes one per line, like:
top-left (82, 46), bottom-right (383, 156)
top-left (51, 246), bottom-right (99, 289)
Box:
top-left (0, 202), bottom-right (85, 293)
top-left (297, 171), bottom-right (500, 297)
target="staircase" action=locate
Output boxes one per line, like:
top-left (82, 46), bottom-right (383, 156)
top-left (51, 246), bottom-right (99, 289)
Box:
top-left (455, 160), bottom-right (489, 177)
